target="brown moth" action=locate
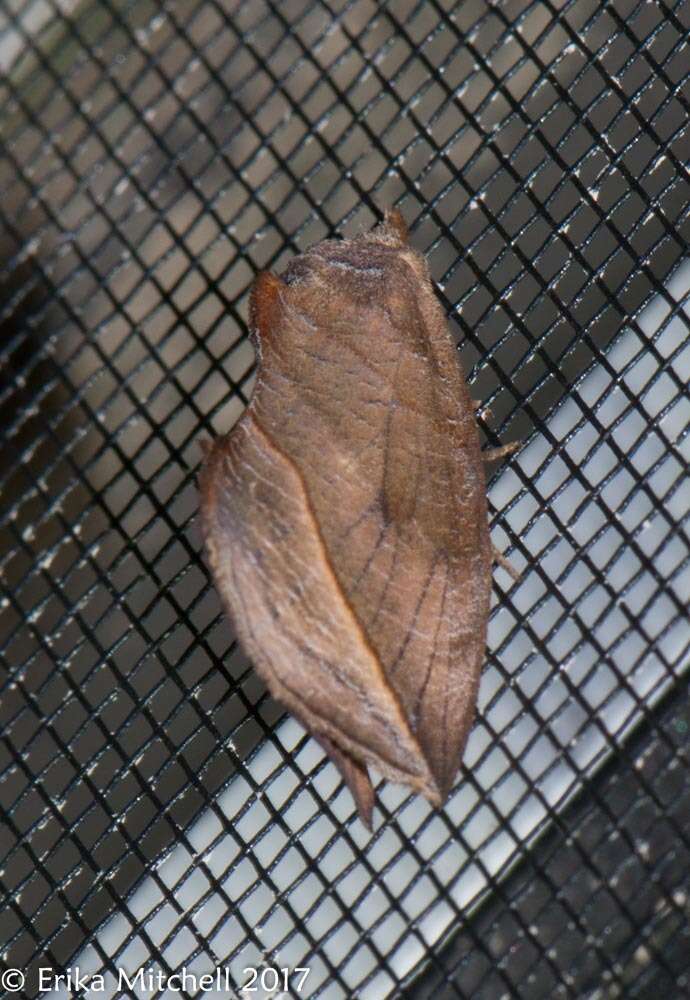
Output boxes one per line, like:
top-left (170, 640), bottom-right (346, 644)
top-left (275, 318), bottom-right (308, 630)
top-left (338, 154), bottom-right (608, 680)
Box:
top-left (199, 210), bottom-right (505, 829)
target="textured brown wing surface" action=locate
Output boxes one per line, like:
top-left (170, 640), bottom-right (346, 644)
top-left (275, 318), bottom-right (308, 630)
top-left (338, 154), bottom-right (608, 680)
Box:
top-left (199, 212), bottom-right (492, 824)
top-left (199, 415), bottom-right (437, 803)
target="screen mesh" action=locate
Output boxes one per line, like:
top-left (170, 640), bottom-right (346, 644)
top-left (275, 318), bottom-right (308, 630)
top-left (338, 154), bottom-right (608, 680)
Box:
top-left (1, 1), bottom-right (688, 998)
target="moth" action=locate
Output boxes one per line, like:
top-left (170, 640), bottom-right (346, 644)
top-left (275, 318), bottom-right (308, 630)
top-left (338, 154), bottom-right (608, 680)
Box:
top-left (199, 210), bottom-right (514, 828)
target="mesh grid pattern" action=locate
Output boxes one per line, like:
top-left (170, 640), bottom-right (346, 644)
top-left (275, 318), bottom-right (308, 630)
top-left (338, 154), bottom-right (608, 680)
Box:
top-left (1, 1), bottom-right (689, 997)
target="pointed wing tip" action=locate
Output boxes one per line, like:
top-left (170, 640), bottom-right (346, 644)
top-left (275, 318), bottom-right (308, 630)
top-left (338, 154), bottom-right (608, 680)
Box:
top-left (420, 757), bottom-right (461, 812)
top-left (352, 775), bottom-right (375, 831)
top-left (314, 732), bottom-right (376, 832)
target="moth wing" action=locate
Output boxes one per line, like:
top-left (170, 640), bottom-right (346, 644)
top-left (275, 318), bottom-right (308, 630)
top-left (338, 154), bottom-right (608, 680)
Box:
top-left (198, 413), bottom-right (437, 815)
top-left (371, 368), bottom-right (491, 802)
top-left (259, 270), bottom-right (492, 805)
top-left (208, 233), bottom-right (491, 812)
top-left (326, 467), bottom-right (490, 804)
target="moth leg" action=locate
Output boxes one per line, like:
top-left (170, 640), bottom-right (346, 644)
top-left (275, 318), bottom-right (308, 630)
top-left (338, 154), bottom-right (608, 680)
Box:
top-left (473, 400), bottom-right (492, 421)
top-left (315, 732), bottom-right (375, 830)
top-left (492, 544), bottom-right (521, 582)
top-left (483, 441), bottom-right (521, 462)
